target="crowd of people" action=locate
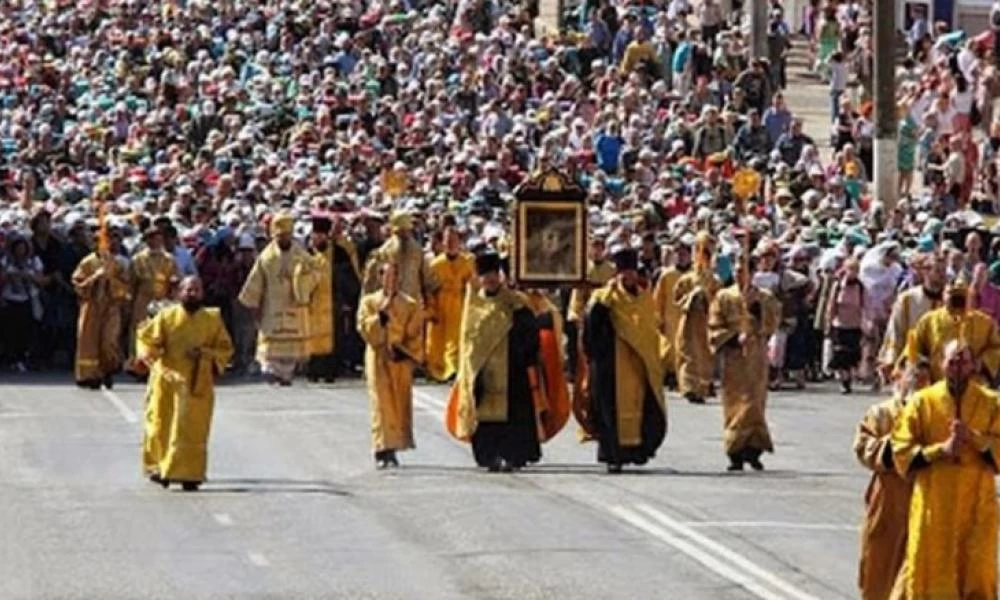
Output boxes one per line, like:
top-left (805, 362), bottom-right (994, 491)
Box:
top-left (1, 0), bottom-right (1000, 595)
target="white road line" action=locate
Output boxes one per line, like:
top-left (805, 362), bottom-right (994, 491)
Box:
top-left (684, 521), bottom-right (856, 533)
top-left (213, 513), bottom-right (233, 526)
top-left (247, 552), bottom-right (270, 567)
top-left (101, 389), bottom-right (139, 424)
top-left (635, 504), bottom-right (821, 600)
top-left (411, 396), bottom-right (440, 416)
top-left (610, 506), bottom-right (785, 600)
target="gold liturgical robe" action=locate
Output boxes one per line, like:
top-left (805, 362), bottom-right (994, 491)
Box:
top-left (675, 269), bottom-right (721, 398)
top-left (586, 282), bottom-right (667, 449)
top-left (425, 252), bottom-right (475, 382)
top-left (298, 248), bottom-right (335, 356)
top-left (446, 286), bottom-right (526, 441)
top-left (653, 266), bottom-right (686, 374)
top-left (905, 307), bottom-right (1000, 383)
top-left (853, 397), bottom-right (911, 600)
top-left (72, 252), bottom-right (131, 382)
top-left (892, 380), bottom-right (1000, 599)
top-left (238, 242), bottom-right (316, 363)
top-left (138, 305), bottom-right (233, 483)
top-left (708, 285), bottom-right (781, 456)
top-left (361, 235), bottom-right (440, 300)
top-left (358, 291), bottom-right (424, 452)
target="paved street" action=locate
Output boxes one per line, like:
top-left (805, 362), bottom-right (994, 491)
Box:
top-left (1, 375), bottom-right (881, 600)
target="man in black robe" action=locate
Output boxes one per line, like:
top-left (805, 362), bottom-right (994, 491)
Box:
top-left (584, 247), bottom-right (668, 473)
top-left (450, 251), bottom-right (542, 472)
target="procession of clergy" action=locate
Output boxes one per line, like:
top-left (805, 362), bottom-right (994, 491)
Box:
top-left (81, 206), bottom-right (1000, 598)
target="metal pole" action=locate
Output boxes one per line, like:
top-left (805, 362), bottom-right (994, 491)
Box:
top-left (873, 0), bottom-right (898, 211)
top-left (748, 0), bottom-right (769, 59)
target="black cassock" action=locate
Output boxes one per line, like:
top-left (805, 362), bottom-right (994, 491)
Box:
top-left (584, 302), bottom-right (667, 467)
top-left (471, 305), bottom-right (542, 468)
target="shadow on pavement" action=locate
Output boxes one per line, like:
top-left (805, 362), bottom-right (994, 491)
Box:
top-left (198, 477), bottom-right (351, 496)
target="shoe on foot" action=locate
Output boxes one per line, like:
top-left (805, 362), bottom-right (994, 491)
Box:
top-left (149, 473), bottom-right (163, 485)
top-left (840, 380), bottom-right (852, 395)
top-left (102, 374), bottom-right (114, 390)
top-left (606, 463), bottom-right (623, 474)
top-left (386, 452), bottom-right (400, 468)
top-left (487, 458), bottom-right (503, 473)
top-left (727, 454), bottom-right (744, 472)
top-left (684, 393), bottom-right (705, 405)
top-left (747, 457), bottom-right (765, 471)
top-left (181, 482), bottom-right (201, 492)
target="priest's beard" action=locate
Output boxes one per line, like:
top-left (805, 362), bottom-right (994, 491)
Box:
top-left (946, 377), bottom-right (968, 401)
top-left (278, 239), bottom-right (292, 251)
top-left (314, 241), bottom-right (329, 252)
top-left (182, 300), bottom-right (203, 314)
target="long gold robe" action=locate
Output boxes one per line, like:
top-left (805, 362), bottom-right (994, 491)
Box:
top-left (361, 235), bottom-right (440, 300)
top-left (138, 305), bottom-right (233, 483)
top-left (904, 307), bottom-right (1000, 382)
top-left (126, 248), bottom-right (177, 370)
top-left (892, 380), bottom-right (1000, 599)
top-left (237, 241), bottom-right (316, 364)
top-left (425, 252), bottom-right (475, 382)
top-left (584, 281), bottom-right (668, 463)
top-left (708, 285), bottom-right (781, 456)
top-left (675, 269), bottom-right (721, 398)
top-left (299, 248), bottom-right (335, 356)
top-left (653, 266), bottom-right (686, 374)
top-left (72, 252), bottom-right (131, 382)
top-left (446, 286), bottom-right (528, 440)
top-left (854, 397), bottom-right (912, 600)
top-left (357, 291), bottom-right (424, 452)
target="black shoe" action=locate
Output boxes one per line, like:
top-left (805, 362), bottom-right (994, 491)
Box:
top-left (159, 478), bottom-right (171, 489)
top-left (279, 379), bottom-right (292, 387)
top-left (149, 473), bottom-right (163, 485)
top-left (606, 463), bottom-right (623, 474)
top-left (386, 452), bottom-right (400, 468)
top-left (685, 393), bottom-right (705, 405)
top-left (323, 377), bottom-right (337, 384)
top-left (840, 380), bottom-right (852, 395)
top-left (708, 383), bottom-right (716, 397)
top-left (102, 374), bottom-right (114, 390)
top-left (181, 482), bottom-right (201, 492)
top-left (747, 457), bottom-right (765, 471)
top-left (487, 458), bottom-right (503, 473)
top-left (307, 375), bottom-right (319, 383)
top-left (727, 454), bottom-right (744, 471)
top-left (375, 460), bottom-right (390, 470)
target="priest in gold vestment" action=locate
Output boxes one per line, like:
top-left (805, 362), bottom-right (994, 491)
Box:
top-left (904, 278), bottom-right (1000, 384)
top-left (358, 263), bottom-right (424, 469)
top-left (892, 341), bottom-right (1000, 599)
top-left (708, 263), bottom-right (781, 471)
top-left (854, 359), bottom-right (929, 600)
top-left (583, 247), bottom-right (667, 473)
top-left (675, 231), bottom-right (721, 404)
top-left (126, 228), bottom-right (178, 377)
top-left (238, 213), bottom-right (316, 386)
top-left (425, 227), bottom-right (475, 382)
top-left (72, 230), bottom-right (131, 390)
top-left (652, 235), bottom-right (692, 386)
top-left (302, 214), bottom-right (337, 383)
top-left (361, 211), bottom-right (440, 302)
top-left (445, 252), bottom-right (542, 472)
top-left (138, 277), bottom-right (232, 491)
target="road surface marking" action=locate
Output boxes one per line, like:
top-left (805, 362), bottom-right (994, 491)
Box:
top-left (101, 390), bottom-right (139, 424)
top-left (610, 505), bottom-right (785, 600)
top-left (247, 552), bottom-right (270, 567)
top-left (213, 513), bottom-right (233, 526)
top-left (685, 521), bottom-right (856, 532)
top-left (411, 395), bottom-right (441, 415)
top-left (635, 503), bottom-right (821, 600)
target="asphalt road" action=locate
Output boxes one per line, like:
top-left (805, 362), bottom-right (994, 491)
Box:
top-left (0, 373), bottom-right (884, 600)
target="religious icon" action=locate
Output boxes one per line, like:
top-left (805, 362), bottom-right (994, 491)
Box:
top-left (512, 168), bottom-right (587, 287)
